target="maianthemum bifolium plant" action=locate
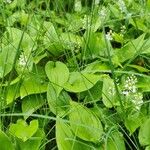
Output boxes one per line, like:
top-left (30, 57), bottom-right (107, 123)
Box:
top-left (0, 0), bottom-right (150, 149)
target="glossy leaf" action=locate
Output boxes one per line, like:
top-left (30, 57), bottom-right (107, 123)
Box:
top-left (43, 24), bottom-right (63, 56)
top-left (139, 118), bottom-right (150, 146)
top-left (113, 34), bottom-right (145, 63)
top-left (79, 81), bottom-right (103, 103)
top-left (69, 101), bottom-right (103, 142)
top-left (104, 130), bottom-right (126, 150)
top-left (22, 94), bottom-right (46, 119)
top-left (145, 146), bottom-right (150, 150)
top-left (0, 130), bottom-right (14, 150)
top-left (9, 119), bottom-right (38, 142)
top-left (5, 82), bottom-right (21, 104)
top-left (16, 129), bottom-right (45, 150)
top-left (20, 73), bottom-right (48, 98)
top-left (125, 111), bottom-right (145, 134)
top-left (64, 72), bottom-right (100, 93)
top-left (5, 27), bottom-right (36, 57)
top-left (45, 61), bottom-right (69, 96)
top-left (56, 118), bottom-right (94, 150)
top-left (47, 84), bottom-right (70, 116)
top-left (102, 76), bottom-right (118, 108)
top-left (0, 44), bottom-right (17, 78)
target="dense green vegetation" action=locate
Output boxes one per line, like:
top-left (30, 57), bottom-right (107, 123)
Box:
top-left (0, 0), bottom-right (150, 149)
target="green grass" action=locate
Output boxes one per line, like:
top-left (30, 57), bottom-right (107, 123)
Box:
top-left (0, 0), bottom-right (150, 150)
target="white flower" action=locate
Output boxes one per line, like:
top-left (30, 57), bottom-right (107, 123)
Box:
top-left (94, 0), bottom-right (100, 5)
top-left (108, 86), bottom-right (115, 96)
top-left (132, 93), bottom-right (143, 110)
top-left (122, 74), bottom-right (143, 110)
top-left (122, 90), bottom-right (129, 96)
top-left (18, 53), bottom-right (27, 67)
top-left (99, 7), bottom-right (107, 19)
top-left (118, 0), bottom-right (127, 13)
top-left (106, 30), bottom-right (113, 41)
top-left (123, 74), bottom-right (137, 94)
top-left (74, 0), bottom-right (82, 12)
top-left (82, 15), bottom-right (91, 29)
top-left (4, 0), bottom-right (12, 4)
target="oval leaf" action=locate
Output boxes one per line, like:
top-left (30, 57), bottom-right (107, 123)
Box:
top-left (139, 118), bottom-right (150, 146)
top-left (0, 130), bottom-right (14, 150)
top-left (47, 84), bottom-right (70, 116)
top-left (45, 61), bottom-right (69, 96)
top-left (9, 119), bottom-right (38, 142)
top-left (69, 101), bottom-right (103, 142)
top-left (56, 118), bottom-right (94, 150)
top-left (64, 72), bottom-right (100, 93)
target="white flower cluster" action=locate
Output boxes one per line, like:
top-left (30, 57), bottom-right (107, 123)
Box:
top-left (123, 74), bottom-right (137, 95)
top-left (94, 0), bottom-right (100, 5)
top-left (98, 7), bottom-right (107, 20)
top-left (118, 0), bottom-right (127, 13)
top-left (82, 15), bottom-right (91, 29)
top-left (120, 25), bottom-right (126, 34)
top-left (108, 86), bottom-right (115, 96)
top-left (18, 53), bottom-right (27, 67)
top-left (108, 75), bottom-right (143, 110)
top-left (106, 30), bottom-right (113, 41)
top-left (122, 74), bottom-right (143, 110)
top-left (74, 0), bottom-right (82, 12)
top-left (4, 0), bottom-right (12, 4)
top-left (132, 93), bottom-right (143, 110)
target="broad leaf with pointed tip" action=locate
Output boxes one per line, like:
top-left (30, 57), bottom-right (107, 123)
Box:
top-left (16, 129), bottom-right (45, 150)
top-left (22, 94), bottom-right (46, 119)
top-left (102, 76), bottom-right (118, 108)
top-left (69, 101), bottom-right (103, 142)
top-left (20, 73), bottom-right (48, 98)
top-left (139, 118), bottom-right (150, 146)
top-left (64, 72), bottom-right (100, 93)
top-left (0, 44), bottom-right (17, 78)
top-left (56, 118), bottom-right (95, 150)
top-left (0, 130), bottom-right (14, 150)
top-left (104, 130), bottom-right (126, 150)
top-left (47, 84), bottom-right (70, 116)
top-left (45, 61), bottom-right (69, 96)
top-left (9, 119), bottom-right (38, 142)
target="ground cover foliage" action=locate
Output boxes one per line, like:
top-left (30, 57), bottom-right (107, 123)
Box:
top-left (0, 0), bottom-right (150, 149)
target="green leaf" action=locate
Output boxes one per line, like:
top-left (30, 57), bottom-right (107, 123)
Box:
top-left (20, 73), bottom-right (48, 98)
top-left (104, 130), bottom-right (126, 150)
top-left (102, 76), bottom-right (118, 108)
top-left (0, 130), bottom-right (14, 150)
top-left (69, 101), bottom-right (103, 142)
top-left (43, 24), bottom-right (64, 56)
top-left (4, 82), bottom-right (20, 105)
top-left (79, 81), bottom-right (103, 103)
top-left (45, 61), bottom-right (69, 96)
top-left (125, 111), bottom-right (144, 134)
top-left (22, 94), bottom-right (46, 119)
top-left (127, 64), bottom-right (150, 73)
top-left (60, 32), bottom-right (82, 50)
top-left (113, 34), bottom-right (145, 63)
top-left (137, 77), bottom-right (150, 92)
top-left (56, 118), bottom-right (94, 150)
top-left (16, 129), bottom-right (45, 150)
top-left (5, 27), bottom-right (36, 57)
top-left (0, 44), bottom-right (17, 78)
top-left (64, 72), bottom-right (100, 93)
top-left (47, 84), bottom-right (70, 116)
top-left (9, 119), bottom-right (38, 142)
top-left (82, 61), bottom-right (110, 74)
top-left (82, 32), bottom-right (109, 59)
top-left (145, 146), bottom-right (150, 150)
top-left (139, 118), bottom-right (150, 146)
